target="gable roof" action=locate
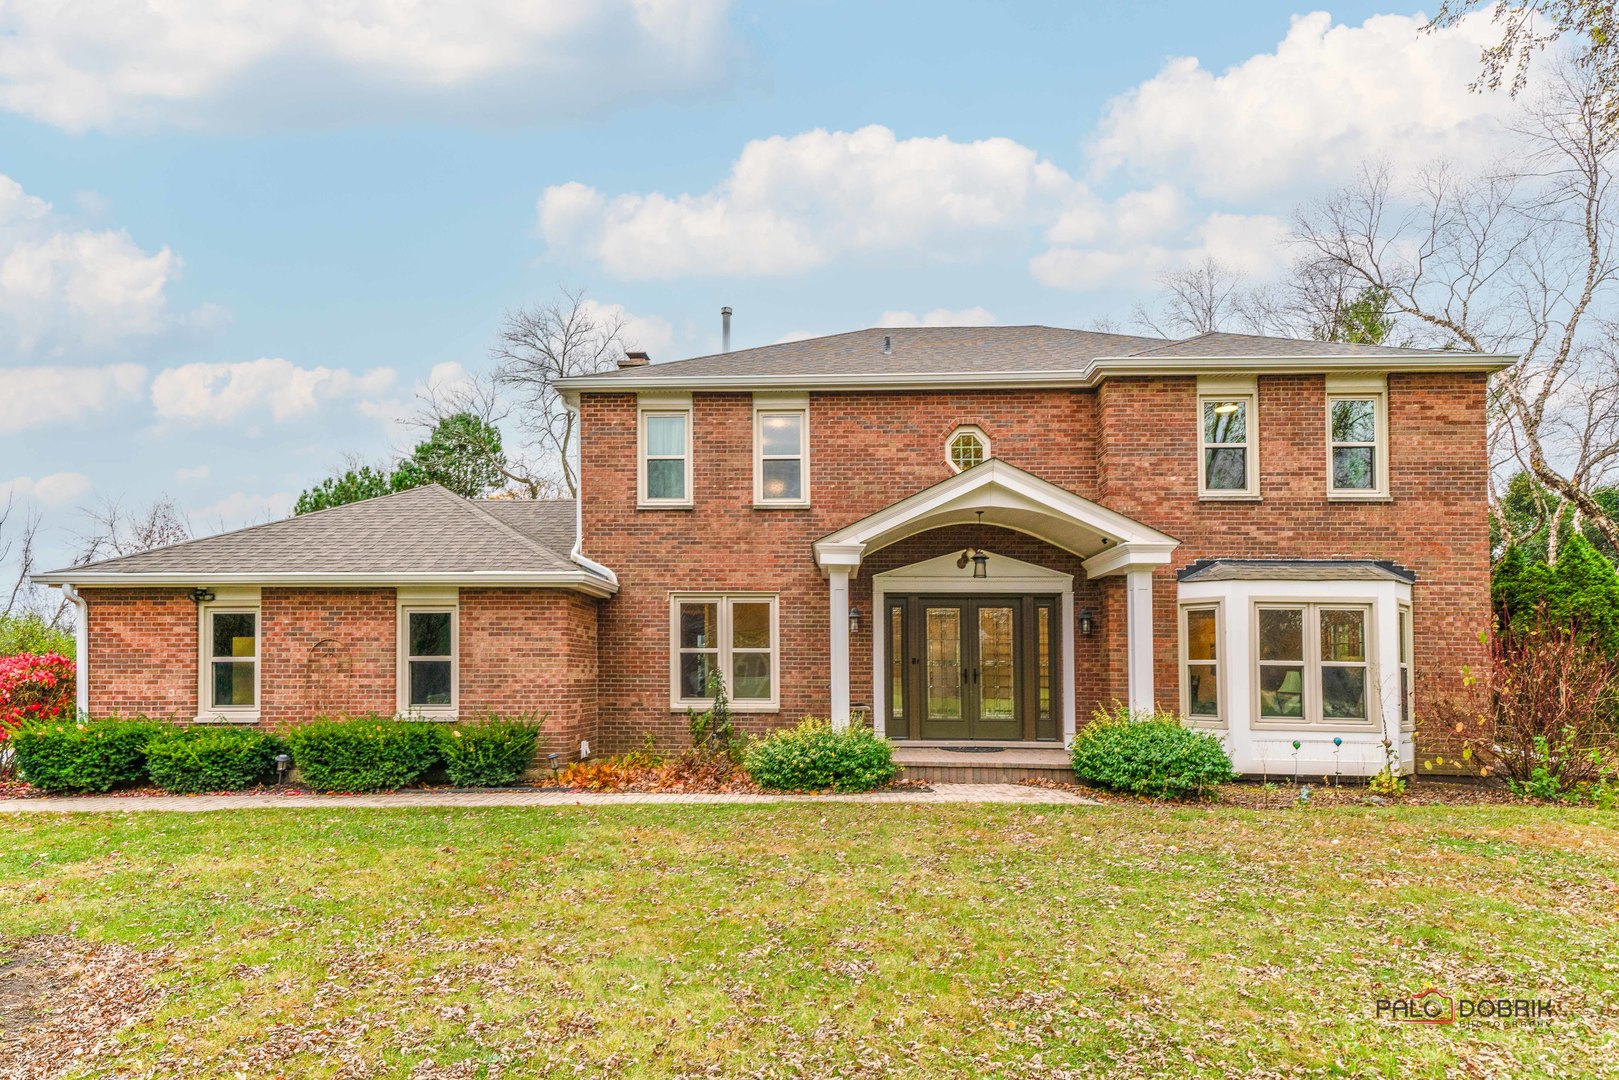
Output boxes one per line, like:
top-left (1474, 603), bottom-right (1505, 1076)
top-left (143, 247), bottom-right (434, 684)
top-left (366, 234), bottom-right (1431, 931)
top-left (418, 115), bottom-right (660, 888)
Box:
top-left (557, 325), bottom-right (1514, 394)
top-left (32, 485), bottom-right (614, 595)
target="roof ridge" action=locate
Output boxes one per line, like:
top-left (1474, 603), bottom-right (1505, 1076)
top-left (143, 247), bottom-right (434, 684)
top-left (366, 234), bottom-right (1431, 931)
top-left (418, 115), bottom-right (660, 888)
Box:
top-left (450, 487), bottom-right (574, 565)
top-left (58, 482), bottom-right (454, 576)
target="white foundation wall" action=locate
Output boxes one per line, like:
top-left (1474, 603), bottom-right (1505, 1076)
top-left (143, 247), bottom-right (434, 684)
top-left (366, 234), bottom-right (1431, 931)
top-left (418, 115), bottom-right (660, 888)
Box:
top-left (1177, 575), bottom-right (1414, 779)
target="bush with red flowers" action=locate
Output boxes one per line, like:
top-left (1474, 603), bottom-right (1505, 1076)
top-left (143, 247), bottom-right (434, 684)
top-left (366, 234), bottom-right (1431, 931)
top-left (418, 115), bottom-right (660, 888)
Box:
top-left (0, 652), bottom-right (76, 738)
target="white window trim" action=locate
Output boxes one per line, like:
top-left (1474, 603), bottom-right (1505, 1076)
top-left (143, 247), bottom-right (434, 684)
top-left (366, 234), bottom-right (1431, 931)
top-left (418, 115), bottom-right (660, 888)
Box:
top-left (1326, 376), bottom-right (1390, 500)
top-left (196, 598), bottom-right (261, 724)
top-left (1251, 600), bottom-right (1379, 731)
top-left (1179, 600), bottom-right (1224, 727)
top-left (669, 593), bottom-right (780, 713)
top-left (638, 402), bottom-right (694, 509)
top-left (945, 424), bottom-right (990, 473)
top-left (1197, 392), bottom-right (1260, 499)
top-left (397, 601), bottom-right (459, 720)
top-left (1399, 602), bottom-right (1414, 733)
top-left (753, 397), bottom-right (810, 508)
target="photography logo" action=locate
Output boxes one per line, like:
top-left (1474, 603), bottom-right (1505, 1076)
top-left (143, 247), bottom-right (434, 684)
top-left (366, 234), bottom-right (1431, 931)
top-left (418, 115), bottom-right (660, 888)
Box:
top-left (1376, 988), bottom-right (1551, 1024)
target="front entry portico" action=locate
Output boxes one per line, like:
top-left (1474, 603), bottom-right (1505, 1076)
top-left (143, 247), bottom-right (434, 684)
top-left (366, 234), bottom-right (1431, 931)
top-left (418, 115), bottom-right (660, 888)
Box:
top-left (813, 460), bottom-right (1179, 744)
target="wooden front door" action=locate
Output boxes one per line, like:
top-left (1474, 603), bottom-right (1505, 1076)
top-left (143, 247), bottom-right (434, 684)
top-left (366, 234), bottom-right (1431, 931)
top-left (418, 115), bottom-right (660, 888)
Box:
top-left (885, 594), bottom-right (1059, 741)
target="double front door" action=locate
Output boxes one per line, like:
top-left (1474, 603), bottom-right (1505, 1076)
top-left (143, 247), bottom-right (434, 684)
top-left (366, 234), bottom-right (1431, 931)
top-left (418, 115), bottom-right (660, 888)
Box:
top-left (884, 594), bottom-right (1059, 742)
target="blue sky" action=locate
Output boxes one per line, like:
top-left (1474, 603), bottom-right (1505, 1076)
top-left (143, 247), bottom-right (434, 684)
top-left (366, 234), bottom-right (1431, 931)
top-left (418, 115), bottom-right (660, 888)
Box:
top-left (0, 2), bottom-right (1526, 573)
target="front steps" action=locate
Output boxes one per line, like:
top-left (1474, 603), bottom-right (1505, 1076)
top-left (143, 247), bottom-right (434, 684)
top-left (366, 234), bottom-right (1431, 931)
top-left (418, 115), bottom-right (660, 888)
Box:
top-left (892, 745), bottom-right (1076, 785)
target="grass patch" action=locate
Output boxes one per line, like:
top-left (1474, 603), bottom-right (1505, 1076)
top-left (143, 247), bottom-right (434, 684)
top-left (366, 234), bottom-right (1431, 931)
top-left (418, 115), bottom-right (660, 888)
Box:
top-left (0, 804), bottom-right (1614, 1077)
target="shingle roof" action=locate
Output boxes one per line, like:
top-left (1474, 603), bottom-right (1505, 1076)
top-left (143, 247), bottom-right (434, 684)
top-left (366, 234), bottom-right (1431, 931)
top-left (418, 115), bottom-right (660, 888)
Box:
top-left (36, 486), bottom-right (595, 581)
top-left (560, 325), bottom-right (1502, 390)
top-left (1176, 558), bottom-right (1416, 583)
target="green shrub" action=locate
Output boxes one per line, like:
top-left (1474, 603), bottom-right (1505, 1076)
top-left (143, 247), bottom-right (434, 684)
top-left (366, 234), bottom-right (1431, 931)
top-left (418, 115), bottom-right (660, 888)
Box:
top-left (440, 715), bottom-right (544, 787)
top-left (286, 716), bottom-right (443, 792)
top-left (744, 717), bottom-right (898, 793)
top-left (1070, 705), bottom-right (1236, 799)
top-left (12, 719), bottom-right (162, 793)
top-left (145, 727), bottom-right (290, 793)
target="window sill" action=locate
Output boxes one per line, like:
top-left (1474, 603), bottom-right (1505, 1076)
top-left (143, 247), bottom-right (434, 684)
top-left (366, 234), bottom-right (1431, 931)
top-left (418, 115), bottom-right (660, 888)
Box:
top-left (753, 501), bottom-right (810, 510)
top-left (670, 702), bottom-right (779, 714)
top-left (1198, 493), bottom-right (1262, 502)
top-left (194, 713), bottom-right (260, 725)
top-left (1252, 719), bottom-right (1380, 733)
top-left (1326, 493), bottom-right (1393, 503)
top-left (638, 501), bottom-right (694, 511)
top-left (398, 712), bottom-right (459, 723)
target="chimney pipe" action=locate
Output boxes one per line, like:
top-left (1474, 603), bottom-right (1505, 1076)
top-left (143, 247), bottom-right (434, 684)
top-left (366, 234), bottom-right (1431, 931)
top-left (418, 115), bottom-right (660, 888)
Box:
top-left (618, 350), bottom-right (650, 369)
top-left (722, 306), bottom-right (733, 352)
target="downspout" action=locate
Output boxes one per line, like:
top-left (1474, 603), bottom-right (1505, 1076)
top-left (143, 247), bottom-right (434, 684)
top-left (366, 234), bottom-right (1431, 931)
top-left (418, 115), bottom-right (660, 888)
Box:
top-left (563, 394), bottom-right (619, 586)
top-left (62, 584), bottom-right (89, 719)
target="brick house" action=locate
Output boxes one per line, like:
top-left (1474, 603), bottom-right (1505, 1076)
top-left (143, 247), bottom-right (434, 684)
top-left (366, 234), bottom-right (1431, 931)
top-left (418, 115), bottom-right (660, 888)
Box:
top-left (35, 326), bottom-right (1511, 779)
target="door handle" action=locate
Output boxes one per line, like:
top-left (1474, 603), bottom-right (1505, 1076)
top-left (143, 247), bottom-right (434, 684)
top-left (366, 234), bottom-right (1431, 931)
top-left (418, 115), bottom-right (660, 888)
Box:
top-left (973, 668), bottom-right (980, 685)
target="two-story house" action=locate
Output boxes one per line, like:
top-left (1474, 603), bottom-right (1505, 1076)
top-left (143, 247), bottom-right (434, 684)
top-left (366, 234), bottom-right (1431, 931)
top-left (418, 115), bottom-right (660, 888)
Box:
top-left (36, 326), bottom-right (1511, 779)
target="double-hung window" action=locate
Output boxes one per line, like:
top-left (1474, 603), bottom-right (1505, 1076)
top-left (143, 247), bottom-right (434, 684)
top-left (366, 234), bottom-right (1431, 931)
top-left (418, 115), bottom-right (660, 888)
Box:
top-left (1197, 377), bottom-right (1258, 497)
top-left (400, 605), bottom-right (457, 718)
top-left (754, 399), bottom-right (809, 506)
top-left (1255, 603), bottom-right (1374, 727)
top-left (1326, 377), bottom-right (1389, 498)
top-left (1180, 604), bottom-right (1222, 724)
top-left (201, 605), bottom-right (259, 720)
top-left (640, 399), bottom-right (692, 507)
top-left (671, 595), bottom-right (778, 710)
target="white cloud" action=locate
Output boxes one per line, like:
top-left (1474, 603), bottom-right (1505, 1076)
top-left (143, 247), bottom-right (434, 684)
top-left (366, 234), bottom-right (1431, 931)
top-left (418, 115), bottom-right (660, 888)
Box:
top-left (1090, 11), bottom-right (1528, 200)
top-left (150, 358), bottom-right (396, 427)
top-left (1032, 210), bottom-right (1289, 292)
top-left (0, 471), bottom-right (92, 506)
top-left (0, 363), bottom-right (147, 432)
top-left (539, 125), bottom-right (1081, 278)
top-left (0, 174), bottom-right (192, 356)
top-left (877, 307), bottom-right (997, 327)
top-left (0, 0), bottom-right (735, 132)
top-left (175, 465), bottom-right (210, 483)
top-left (580, 299), bottom-right (675, 359)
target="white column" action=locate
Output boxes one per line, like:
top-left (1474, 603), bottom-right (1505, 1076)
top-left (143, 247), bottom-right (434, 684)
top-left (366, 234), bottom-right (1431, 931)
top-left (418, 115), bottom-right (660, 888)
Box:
top-left (829, 566), bottom-right (851, 729)
top-left (1126, 567), bottom-right (1155, 713)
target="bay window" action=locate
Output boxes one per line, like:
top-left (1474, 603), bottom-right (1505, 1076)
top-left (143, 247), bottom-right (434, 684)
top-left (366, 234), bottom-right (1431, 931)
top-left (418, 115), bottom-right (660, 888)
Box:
top-left (1180, 603), bottom-right (1222, 724)
top-left (1255, 603), bottom-right (1374, 727)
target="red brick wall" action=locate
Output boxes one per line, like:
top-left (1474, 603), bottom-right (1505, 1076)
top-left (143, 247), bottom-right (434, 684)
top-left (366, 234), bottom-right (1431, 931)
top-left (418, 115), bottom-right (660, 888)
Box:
top-left (459, 589), bottom-right (599, 758)
top-left (261, 588), bottom-right (396, 725)
top-left (84, 588), bottom-right (197, 718)
top-left (579, 374), bottom-right (1491, 755)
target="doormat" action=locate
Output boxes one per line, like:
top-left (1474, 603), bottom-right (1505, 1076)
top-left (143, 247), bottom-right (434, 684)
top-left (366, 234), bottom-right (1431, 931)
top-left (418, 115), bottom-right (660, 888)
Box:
top-left (941, 746), bottom-right (1006, 754)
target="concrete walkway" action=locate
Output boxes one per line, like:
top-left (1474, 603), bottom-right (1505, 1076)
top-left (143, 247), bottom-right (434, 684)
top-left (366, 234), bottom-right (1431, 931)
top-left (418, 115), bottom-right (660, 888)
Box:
top-left (0, 783), bottom-right (1097, 813)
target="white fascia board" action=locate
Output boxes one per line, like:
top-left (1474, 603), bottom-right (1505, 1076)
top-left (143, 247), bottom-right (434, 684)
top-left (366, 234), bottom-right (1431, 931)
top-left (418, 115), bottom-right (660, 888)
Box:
top-left (33, 571), bottom-right (618, 598)
top-left (1082, 541), bottom-right (1178, 579)
top-left (556, 353), bottom-right (1518, 394)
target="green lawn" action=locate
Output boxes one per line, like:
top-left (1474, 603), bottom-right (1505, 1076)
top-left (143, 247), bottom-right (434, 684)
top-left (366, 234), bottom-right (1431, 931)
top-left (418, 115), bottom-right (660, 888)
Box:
top-left (2, 803), bottom-right (1615, 1078)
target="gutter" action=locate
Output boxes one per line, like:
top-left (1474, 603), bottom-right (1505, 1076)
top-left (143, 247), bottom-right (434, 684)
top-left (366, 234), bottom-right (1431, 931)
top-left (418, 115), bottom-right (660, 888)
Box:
top-left (563, 396), bottom-right (619, 587)
top-left (554, 353), bottom-right (1519, 394)
top-left (35, 571), bottom-right (618, 598)
top-left (63, 583), bottom-right (88, 718)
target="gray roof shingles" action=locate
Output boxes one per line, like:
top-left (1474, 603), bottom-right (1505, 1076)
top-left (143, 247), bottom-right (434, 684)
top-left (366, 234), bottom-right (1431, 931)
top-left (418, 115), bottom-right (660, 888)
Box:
top-left (41, 485), bottom-right (589, 578)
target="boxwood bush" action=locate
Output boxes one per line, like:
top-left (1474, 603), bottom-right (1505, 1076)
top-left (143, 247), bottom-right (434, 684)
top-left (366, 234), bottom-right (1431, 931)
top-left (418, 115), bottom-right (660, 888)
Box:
top-left (440, 715), bottom-right (544, 787)
top-left (145, 727), bottom-right (289, 793)
top-left (744, 717), bottom-right (898, 792)
top-left (286, 716), bottom-right (443, 792)
top-left (12, 718), bottom-right (162, 793)
top-left (1069, 705), bottom-right (1236, 799)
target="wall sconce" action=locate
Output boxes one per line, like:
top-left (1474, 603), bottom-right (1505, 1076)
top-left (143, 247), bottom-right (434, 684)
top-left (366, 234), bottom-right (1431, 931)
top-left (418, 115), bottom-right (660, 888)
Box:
top-left (1078, 609), bottom-right (1094, 636)
top-left (848, 605), bottom-right (861, 635)
top-left (190, 587), bottom-right (216, 604)
top-left (956, 549), bottom-right (989, 579)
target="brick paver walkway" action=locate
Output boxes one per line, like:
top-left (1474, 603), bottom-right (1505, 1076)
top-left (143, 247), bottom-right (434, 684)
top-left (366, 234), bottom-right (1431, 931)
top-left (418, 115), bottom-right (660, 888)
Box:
top-left (0, 783), bottom-right (1097, 813)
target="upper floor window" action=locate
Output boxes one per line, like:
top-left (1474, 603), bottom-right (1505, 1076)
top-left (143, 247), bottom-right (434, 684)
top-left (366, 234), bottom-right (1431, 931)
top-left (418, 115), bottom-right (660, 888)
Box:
top-left (947, 425), bottom-right (989, 472)
top-left (1326, 376), bottom-right (1388, 498)
top-left (1256, 603), bottom-right (1374, 728)
top-left (754, 402), bottom-right (809, 506)
top-left (202, 605), bottom-right (259, 719)
top-left (639, 406), bottom-right (692, 507)
top-left (1199, 395), bottom-right (1257, 496)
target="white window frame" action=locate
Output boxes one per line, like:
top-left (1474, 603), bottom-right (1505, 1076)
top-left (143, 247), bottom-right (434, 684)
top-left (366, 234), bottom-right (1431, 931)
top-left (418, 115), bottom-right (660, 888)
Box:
top-left (1197, 392), bottom-right (1259, 499)
top-left (1399, 602), bottom-right (1414, 732)
top-left (753, 396), bottom-right (810, 507)
top-left (197, 596), bottom-right (261, 723)
top-left (398, 601), bottom-right (459, 720)
top-left (669, 594), bottom-right (780, 712)
top-left (1326, 375), bottom-right (1389, 499)
top-left (945, 424), bottom-right (990, 473)
top-left (1251, 601), bottom-right (1379, 730)
top-left (638, 397), bottom-right (694, 509)
top-left (1179, 601), bottom-right (1224, 727)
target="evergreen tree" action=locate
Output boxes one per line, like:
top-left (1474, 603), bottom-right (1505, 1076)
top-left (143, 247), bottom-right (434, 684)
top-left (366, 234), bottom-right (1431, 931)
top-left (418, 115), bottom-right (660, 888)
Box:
top-left (293, 465), bottom-right (394, 515)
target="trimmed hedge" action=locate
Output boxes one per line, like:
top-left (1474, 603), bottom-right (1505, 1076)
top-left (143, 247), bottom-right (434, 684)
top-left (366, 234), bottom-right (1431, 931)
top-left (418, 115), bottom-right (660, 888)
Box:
top-left (286, 716), bottom-right (444, 792)
top-left (145, 727), bottom-right (289, 793)
top-left (439, 715), bottom-right (544, 787)
top-left (12, 719), bottom-right (162, 793)
top-left (1069, 706), bottom-right (1236, 799)
top-left (744, 717), bottom-right (898, 793)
